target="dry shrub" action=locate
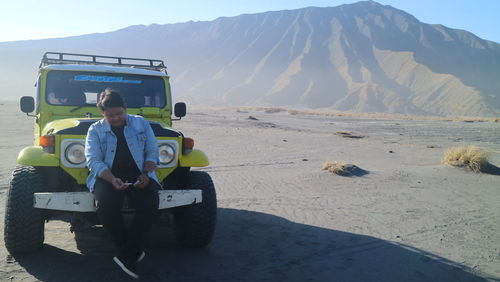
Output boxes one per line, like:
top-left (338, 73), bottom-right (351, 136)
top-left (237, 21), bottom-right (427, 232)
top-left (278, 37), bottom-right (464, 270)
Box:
top-left (442, 146), bottom-right (489, 172)
top-left (264, 108), bottom-right (285, 114)
top-left (322, 161), bottom-right (349, 175)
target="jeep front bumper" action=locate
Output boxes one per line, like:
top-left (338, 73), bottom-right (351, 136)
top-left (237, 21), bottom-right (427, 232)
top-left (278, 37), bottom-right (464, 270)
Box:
top-left (33, 190), bottom-right (202, 212)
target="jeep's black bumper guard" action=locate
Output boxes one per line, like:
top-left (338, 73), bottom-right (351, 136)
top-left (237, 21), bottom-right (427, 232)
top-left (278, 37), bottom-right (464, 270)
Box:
top-left (56, 120), bottom-right (181, 137)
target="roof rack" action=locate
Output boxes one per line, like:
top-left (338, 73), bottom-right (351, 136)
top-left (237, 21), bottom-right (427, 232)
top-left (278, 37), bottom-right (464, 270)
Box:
top-left (39, 52), bottom-right (167, 74)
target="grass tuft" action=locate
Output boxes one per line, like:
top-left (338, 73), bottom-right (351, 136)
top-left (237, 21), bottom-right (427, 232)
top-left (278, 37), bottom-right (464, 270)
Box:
top-left (322, 161), bottom-right (349, 175)
top-left (442, 146), bottom-right (489, 172)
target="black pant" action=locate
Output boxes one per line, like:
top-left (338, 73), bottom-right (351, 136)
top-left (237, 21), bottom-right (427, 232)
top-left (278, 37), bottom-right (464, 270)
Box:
top-left (94, 178), bottom-right (159, 256)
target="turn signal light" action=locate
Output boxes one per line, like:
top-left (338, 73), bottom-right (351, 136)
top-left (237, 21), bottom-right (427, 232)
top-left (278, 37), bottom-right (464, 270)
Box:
top-left (39, 135), bottom-right (55, 147)
top-left (40, 135), bottom-right (55, 153)
top-left (183, 137), bottom-right (194, 154)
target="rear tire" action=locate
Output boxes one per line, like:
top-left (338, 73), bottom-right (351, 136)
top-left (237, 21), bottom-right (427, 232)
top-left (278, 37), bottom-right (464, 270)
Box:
top-left (4, 166), bottom-right (46, 253)
top-left (174, 171), bottom-right (217, 248)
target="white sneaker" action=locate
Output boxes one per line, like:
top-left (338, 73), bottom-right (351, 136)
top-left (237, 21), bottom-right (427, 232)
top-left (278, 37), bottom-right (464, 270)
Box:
top-left (136, 251), bottom-right (145, 263)
top-left (113, 256), bottom-right (139, 279)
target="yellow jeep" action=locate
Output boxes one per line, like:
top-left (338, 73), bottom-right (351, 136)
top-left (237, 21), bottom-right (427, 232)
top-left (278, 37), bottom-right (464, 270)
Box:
top-left (4, 52), bottom-right (217, 253)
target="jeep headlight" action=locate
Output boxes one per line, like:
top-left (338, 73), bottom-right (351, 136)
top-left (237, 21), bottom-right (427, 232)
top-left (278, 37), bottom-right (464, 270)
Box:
top-left (158, 144), bottom-right (175, 165)
top-left (65, 143), bottom-right (86, 165)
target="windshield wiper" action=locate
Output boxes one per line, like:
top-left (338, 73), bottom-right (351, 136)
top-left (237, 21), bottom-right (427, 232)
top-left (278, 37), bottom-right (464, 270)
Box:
top-left (70, 105), bottom-right (84, 112)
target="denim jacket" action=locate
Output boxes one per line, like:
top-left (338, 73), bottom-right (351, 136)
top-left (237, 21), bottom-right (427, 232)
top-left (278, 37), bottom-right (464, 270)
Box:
top-left (85, 114), bottom-right (159, 191)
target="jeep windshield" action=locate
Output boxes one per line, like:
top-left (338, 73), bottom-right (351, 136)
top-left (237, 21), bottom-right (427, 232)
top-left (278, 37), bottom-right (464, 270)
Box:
top-left (45, 70), bottom-right (166, 108)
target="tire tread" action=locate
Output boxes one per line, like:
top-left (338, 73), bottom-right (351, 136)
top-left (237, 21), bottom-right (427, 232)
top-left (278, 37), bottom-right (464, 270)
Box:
top-left (175, 171), bottom-right (217, 248)
top-left (4, 166), bottom-right (45, 253)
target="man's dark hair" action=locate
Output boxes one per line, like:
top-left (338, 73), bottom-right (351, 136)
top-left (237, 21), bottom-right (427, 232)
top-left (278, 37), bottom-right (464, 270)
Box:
top-left (97, 88), bottom-right (126, 111)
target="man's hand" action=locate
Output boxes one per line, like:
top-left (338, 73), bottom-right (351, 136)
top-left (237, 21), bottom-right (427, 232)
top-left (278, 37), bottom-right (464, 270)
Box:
top-left (135, 173), bottom-right (150, 189)
top-left (143, 161), bottom-right (157, 173)
top-left (99, 169), bottom-right (127, 190)
top-left (111, 177), bottom-right (128, 190)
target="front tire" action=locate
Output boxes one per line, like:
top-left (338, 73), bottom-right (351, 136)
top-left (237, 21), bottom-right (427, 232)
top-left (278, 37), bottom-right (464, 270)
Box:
top-left (4, 166), bottom-right (46, 253)
top-left (174, 171), bottom-right (217, 248)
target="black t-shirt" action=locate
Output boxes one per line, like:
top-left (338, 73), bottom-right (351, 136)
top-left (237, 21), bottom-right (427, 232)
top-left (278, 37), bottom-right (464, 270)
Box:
top-left (111, 124), bottom-right (141, 182)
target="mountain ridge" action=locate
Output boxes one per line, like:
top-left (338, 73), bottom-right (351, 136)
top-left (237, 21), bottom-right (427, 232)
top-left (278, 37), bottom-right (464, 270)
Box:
top-left (1, 1), bottom-right (499, 116)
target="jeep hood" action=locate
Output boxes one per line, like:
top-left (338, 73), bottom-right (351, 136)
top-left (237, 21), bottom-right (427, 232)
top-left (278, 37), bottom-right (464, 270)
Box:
top-left (42, 118), bottom-right (98, 135)
top-left (42, 118), bottom-right (181, 137)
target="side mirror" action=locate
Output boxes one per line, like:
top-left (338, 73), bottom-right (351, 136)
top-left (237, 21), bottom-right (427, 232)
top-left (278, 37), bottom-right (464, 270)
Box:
top-left (174, 102), bottom-right (186, 119)
top-left (20, 96), bottom-right (35, 114)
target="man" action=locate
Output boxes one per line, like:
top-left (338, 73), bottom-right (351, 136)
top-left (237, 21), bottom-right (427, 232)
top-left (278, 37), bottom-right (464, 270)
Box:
top-left (85, 88), bottom-right (159, 279)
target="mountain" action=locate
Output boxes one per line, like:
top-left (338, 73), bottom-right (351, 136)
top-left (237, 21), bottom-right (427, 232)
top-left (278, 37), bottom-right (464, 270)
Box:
top-left (1, 1), bottom-right (499, 116)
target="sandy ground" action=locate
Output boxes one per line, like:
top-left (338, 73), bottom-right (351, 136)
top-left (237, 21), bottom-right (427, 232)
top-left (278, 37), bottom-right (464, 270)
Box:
top-left (0, 100), bottom-right (499, 281)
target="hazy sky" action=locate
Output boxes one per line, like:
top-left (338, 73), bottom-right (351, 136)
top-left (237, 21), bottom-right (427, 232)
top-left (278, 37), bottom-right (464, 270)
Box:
top-left (1, 0), bottom-right (499, 43)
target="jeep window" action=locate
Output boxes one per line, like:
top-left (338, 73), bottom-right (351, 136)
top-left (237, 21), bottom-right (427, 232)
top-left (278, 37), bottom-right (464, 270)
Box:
top-left (45, 71), bottom-right (166, 108)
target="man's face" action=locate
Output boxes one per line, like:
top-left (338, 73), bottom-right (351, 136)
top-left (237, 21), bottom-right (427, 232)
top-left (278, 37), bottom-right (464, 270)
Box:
top-left (102, 107), bottom-right (126, 127)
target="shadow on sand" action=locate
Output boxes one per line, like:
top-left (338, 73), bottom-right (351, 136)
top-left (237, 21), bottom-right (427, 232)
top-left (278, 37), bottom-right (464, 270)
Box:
top-left (482, 163), bottom-right (500, 176)
top-left (11, 208), bottom-right (492, 282)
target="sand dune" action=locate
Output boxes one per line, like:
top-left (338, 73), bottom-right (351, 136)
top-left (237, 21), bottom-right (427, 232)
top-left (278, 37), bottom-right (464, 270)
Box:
top-left (0, 101), bottom-right (499, 281)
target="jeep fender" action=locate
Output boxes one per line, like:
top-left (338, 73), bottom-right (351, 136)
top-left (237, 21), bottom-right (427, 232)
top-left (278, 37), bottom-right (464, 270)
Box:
top-left (17, 146), bottom-right (59, 166)
top-left (179, 149), bottom-right (209, 167)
